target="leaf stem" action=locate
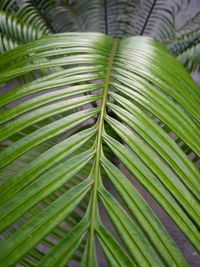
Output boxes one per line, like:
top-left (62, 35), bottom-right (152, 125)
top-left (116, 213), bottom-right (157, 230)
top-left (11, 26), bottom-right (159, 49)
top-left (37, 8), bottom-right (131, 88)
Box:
top-left (62, 0), bottom-right (84, 31)
top-left (104, 0), bottom-right (108, 35)
top-left (140, 0), bottom-right (157, 35)
top-left (87, 39), bottom-right (118, 266)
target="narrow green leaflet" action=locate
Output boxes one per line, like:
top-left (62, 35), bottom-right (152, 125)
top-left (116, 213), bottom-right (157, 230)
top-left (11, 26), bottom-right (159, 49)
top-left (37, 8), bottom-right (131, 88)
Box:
top-left (99, 185), bottom-right (164, 266)
top-left (0, 178), bottom-right (92, 266)
top-left (37, 218), bottom-right (89, 267)
top-left (0, 150), bottom-right (94, 231)
top-left (96, 222), bottom-right (135, 267)
top-left (103, 133), bottom-right (200, 251)
top-left (101, 156), bottom-right (189, 266)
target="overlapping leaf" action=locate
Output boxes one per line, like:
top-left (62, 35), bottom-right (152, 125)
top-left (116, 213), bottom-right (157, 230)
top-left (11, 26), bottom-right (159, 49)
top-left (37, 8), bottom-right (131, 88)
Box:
top-left (0, 33), bottom-right (199, 266)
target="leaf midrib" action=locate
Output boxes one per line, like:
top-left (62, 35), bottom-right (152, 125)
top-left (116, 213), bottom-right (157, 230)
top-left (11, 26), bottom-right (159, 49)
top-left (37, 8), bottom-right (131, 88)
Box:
top-left (139, 0), bottom-right (157, 36)
top-left (87, 39), bottom-right (118, 266)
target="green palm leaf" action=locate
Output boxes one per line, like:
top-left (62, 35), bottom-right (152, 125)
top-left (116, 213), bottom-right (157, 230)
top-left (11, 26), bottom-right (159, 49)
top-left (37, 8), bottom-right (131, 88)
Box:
top-left (0, 32), bottom-right (199, 267)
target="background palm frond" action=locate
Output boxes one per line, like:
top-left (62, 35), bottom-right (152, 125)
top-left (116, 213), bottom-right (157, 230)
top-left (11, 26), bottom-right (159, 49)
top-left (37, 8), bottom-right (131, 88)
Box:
top-left (130, 0), bottom-right (190, 41)
top-left (0, 0), bottom-right (51, 53)
top-left (169, 9), bottom-right (200, 72)
top-left (169, 28), bottom-right (200, 72)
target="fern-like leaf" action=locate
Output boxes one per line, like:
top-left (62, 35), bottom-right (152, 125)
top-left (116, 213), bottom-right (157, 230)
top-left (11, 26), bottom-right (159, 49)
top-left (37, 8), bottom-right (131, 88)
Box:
top-left (0, 33), bottom-right (199, 267)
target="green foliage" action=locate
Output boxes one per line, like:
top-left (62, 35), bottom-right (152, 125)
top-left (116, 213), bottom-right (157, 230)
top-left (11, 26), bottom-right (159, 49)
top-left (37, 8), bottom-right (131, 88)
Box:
top-left (0, 1), bottom-right (200, 266)
top-left (1, 0), bottom-right (199, 72)
top-left (0, 32), bottom-right (199, 266)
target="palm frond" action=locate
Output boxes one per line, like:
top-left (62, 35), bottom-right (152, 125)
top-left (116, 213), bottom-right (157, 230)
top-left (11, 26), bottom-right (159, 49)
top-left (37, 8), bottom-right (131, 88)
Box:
top-left (0, 33), bottom-right (18, 54)
top-left (102, 0), bottom-right (139, 36)
top-left (0, 0), bottom-right (52, 53)
top-left (169, 28), bottom-right (200, 72)
top-left (132, 0), bottom-right (190, 41)
top-left (33, 0), bottom-right (139, 35)
top-left (0, 33), bottom-right (199, 266)
top-left (33, 0), bottom-right (102, 33)
top-left (168, 10), bottom-right (200, 72)
top-left (0, 0), bottom-right (52, 34)
top-left (177, 10), bottom-right (200, 33)
top-left (0, 11), bottom-right (46, 43)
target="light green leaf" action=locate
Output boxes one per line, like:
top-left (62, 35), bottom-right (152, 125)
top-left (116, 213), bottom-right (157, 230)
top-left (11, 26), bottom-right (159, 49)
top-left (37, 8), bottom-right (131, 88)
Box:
top-left (0, 32), bottom-right (199, 267)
